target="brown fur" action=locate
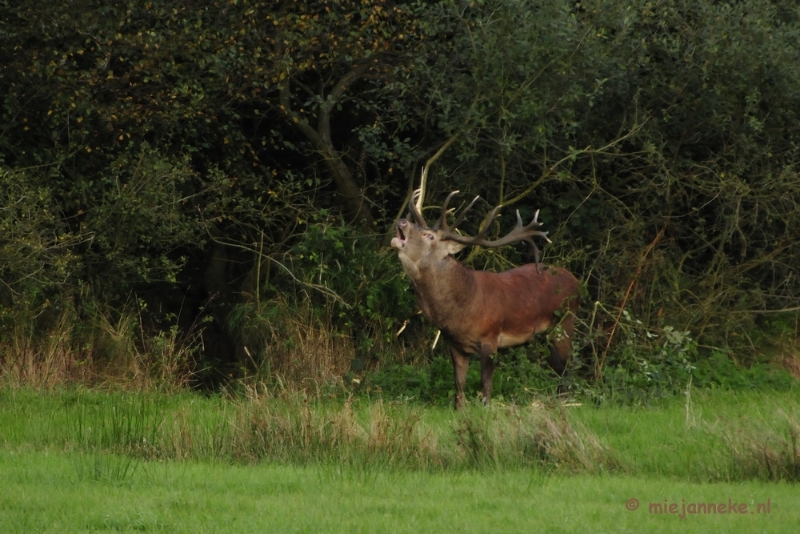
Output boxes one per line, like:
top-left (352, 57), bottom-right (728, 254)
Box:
top-left (392, 218), bottom-right (579, 409)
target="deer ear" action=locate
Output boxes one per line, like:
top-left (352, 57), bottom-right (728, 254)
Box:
top-left (444, 240), bottom-right (467, 255)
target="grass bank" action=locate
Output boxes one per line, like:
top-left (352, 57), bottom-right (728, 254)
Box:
top-left (1, 387), bottom-right (797, 482)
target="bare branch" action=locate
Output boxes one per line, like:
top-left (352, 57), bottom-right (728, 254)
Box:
top-left (503, 119), bottom-right (649, 208)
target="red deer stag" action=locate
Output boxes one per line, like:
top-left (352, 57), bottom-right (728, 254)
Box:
top-left (391, 190), bottom-right (579, 409)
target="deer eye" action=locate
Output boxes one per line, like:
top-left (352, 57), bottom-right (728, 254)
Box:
top-left (424, 233), bottom-right (434, 240)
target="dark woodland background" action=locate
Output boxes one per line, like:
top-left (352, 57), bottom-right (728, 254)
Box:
top-left (1, 0), bottom-right (798, 400)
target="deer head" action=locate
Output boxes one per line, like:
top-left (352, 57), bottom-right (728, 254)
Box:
top-left (392, 189), bottom-right (550, 278)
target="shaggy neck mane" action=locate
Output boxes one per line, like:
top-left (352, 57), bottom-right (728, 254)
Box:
top-left (411, 256), bottom-right (476, 329)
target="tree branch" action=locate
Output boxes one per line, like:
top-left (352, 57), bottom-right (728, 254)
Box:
top-left (318, 61), bottom-right (374, 145)
top-left (278, 68), bottom-right (375, 228)
top-left (503, 119), bottom-right (649, 208)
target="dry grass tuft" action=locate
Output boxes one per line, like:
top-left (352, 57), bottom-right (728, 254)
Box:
top-left (721, 408), bottom-right (800, 483)
top-left (0, 305), bottom-right (194, 391)
top-left (452, 403), bottom-right (617, 473)
top-left (233, 298), bottom-right (354, 389)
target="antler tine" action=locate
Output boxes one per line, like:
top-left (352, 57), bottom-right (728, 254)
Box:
top-left (407, 188), bottom-right (429, 228)
top-left (514, 209), bottom-right (550, 244)
top-left (475, 204), bottom-right (504, 240)
top-left (440, 205), bottom-right (551, 268)
top-left (514, 210), bottom-right (550, 268)
top-left (434, 191), bottom-right (482, 231)
top-left (434, 190), bottom-right (460, 230)
top-left (450, 195), bottom-right (481, 230)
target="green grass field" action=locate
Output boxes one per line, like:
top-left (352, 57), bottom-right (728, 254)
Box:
top-left (1, 388), bottom-right (797, 532)
top-left (1, 450), bottom-right (795, 533)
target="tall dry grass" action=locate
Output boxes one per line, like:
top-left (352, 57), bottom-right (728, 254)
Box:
top-left (5, 387), bottom-right (799, 482)
top-left (1, 308), bottom-right (92, 388)
top-left (0, 303), bottom-right (194, 391)
top-left (722, 408), bottom-right (800, 482)
top-left (230, 297), bottom-right (355, 388)
top-left (60, 387), bottom-right (616, 474)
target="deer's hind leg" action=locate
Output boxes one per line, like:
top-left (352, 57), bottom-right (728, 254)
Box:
top-left (547, 311), bottom-right (575, 376)
top-left (479, 342), bottom-right (497, 406)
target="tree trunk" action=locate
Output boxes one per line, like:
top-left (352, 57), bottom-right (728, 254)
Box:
top-left (278, 65), bottom-right (375, 229)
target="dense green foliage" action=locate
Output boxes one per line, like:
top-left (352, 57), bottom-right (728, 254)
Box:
top-left (1, 0), bottom-right (798, 393)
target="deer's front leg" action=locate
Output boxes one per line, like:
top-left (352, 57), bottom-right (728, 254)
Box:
top-left (450, 346), bottom-right (470, 410)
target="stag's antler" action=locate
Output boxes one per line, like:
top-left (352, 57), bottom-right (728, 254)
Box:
top-left (437, 192), bottom-right (551, 268)
top-left (433, 190), bottom-right (481, 232)
top-left (407, 189), bottom-right (428, 227)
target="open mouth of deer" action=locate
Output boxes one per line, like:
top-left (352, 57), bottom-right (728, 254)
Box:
top-left (393, 220), bottom-right (408, 248)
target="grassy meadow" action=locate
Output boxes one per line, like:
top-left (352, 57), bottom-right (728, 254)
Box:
top-left (2, 449), bottom-right (795, 534)
top-left (1, 386), bottom-right (798, 532)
